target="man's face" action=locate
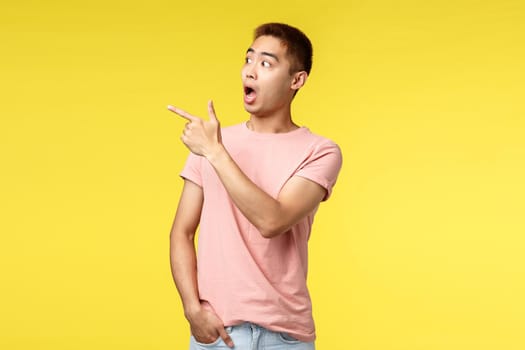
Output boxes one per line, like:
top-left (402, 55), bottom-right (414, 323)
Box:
top-left (241, 35), bottom-right (298, 117)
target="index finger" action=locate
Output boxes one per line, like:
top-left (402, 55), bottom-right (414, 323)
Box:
top-left (218, 327), bottom-right (234, 348)
top-left (167, 105), bottom-right (199, 122)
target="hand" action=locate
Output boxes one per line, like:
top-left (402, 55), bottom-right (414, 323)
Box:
top-left (186, 306), bottom-right (234, 348)
top-left (167, 100), bottom-right (223, 158)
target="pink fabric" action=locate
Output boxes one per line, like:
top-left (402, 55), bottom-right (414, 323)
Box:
top-left (180, 122), bottom-right (342, 342)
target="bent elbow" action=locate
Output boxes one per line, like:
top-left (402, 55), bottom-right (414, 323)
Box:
top-left (259, 229), bottom-right (277, 239)
top-left (258, 222), bottom-right (289, 239)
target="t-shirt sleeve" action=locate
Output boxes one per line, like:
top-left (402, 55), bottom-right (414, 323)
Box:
top-left (294, 140), bottom-right (343, 201)
top-left (180, 152), bottom-right (203, 187)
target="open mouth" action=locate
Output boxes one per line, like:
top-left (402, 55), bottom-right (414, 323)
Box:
top-left (244, 86), bottom-right (257, 104)
top-left (244, 86), bottom-right (255, 95)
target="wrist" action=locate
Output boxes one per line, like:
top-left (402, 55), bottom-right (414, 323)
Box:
top-left (183, 302), bottom-right (202, 321)
top-left (205, 143), bottom-right (227, 164)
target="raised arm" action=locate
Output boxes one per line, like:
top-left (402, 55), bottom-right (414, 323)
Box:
top-left (168, 102), bottom-right (328, 239)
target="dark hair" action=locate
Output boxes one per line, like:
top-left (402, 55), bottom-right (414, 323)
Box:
top-left (254, 23), bottom-right (313, 75)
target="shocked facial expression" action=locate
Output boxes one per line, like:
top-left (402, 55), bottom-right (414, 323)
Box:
top-left (241, 35), bottom-right (305, 117)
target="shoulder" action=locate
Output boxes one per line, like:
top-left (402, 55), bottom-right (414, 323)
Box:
top-left (293, 129), bottom-right (343, 201)
top-left (303, 129), bottom-right (343, 160)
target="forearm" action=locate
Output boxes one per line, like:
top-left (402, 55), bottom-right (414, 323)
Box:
top-left (170, 233), bottom-right (201, 318)
top-left (207, 145), bottom-right (285, 238)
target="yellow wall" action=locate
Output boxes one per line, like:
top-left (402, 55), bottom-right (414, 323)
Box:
top-left (1, 1), bottom-right (524, 349)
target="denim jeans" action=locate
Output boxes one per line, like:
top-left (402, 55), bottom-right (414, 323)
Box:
top-left (189, 322), bottom-right (315, 350)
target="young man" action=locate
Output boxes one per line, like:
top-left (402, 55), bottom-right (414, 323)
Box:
top-left (168, 23), bottom-right (342, 349)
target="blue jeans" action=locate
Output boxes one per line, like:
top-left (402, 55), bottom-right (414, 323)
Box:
top-left (189, 322), bottom-right (315, 350)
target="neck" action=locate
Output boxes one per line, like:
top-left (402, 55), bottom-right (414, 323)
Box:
top-left (247, 107), bottom-right (298, 133)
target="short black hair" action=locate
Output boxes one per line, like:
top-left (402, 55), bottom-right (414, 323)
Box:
top-left (254, 23), bottom-right (313, 75)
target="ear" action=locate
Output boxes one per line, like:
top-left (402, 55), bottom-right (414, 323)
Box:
top-left (291, 71), bottom-right (308, 91)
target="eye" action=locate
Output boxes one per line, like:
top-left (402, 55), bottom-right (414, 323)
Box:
top-left (245, 57), bottom-right (253, 64)
top-left (262, 61), bottom-right (271, 68)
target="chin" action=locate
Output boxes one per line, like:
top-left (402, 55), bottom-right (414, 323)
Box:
top-left (243, 102), bottom-right (259, 114)
top-left (245, 108), bottom-right (268, 118)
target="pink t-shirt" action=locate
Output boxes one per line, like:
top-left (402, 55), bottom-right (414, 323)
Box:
top-left (180, 122), bottom-right (342, 342)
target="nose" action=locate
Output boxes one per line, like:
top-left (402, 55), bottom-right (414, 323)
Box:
top-left (244, 63), bottom-right (257, 80)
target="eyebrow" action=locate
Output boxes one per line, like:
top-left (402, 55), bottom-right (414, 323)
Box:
top-left (246, 48), bottom-right (280, 62)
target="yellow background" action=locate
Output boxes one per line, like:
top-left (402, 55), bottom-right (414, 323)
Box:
top-left (1, 0), bottom-right (524, 349)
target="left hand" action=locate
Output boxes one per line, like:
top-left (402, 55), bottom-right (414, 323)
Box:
top-left (167, 100), bottom-right (222, 158)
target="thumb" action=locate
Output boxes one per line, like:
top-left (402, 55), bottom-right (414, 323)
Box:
top-left (218, 327), bottom-right (234, 348)
top-left (207, 100), bottom-right (219, 123)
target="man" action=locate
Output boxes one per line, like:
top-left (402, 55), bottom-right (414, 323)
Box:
top-left (168, 23), bottom-right (342, 350)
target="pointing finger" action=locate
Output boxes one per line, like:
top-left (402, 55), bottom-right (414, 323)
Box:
top-left (167, 105), bottom-right (199, 122)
